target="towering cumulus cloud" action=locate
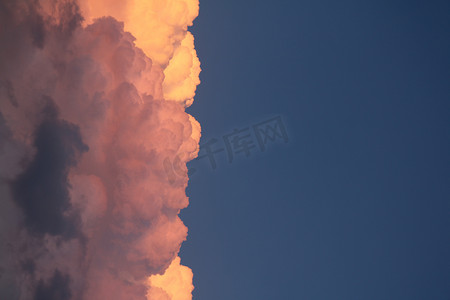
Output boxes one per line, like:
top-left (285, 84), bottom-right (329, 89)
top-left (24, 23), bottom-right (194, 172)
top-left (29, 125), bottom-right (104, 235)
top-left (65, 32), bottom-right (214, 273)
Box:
top-left (0, 0), bottom-right (200, 299)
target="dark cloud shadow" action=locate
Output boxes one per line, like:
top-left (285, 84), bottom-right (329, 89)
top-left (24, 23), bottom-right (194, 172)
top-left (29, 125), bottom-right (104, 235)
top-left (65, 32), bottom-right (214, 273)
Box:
top-left (11, 100), bottom-right (88, 239)
top-left (34, 270), bottom-right (72, 300)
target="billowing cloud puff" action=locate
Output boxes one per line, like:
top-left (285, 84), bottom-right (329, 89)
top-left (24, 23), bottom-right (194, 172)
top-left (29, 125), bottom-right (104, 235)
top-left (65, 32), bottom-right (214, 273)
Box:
top-left (0, 0), bottom-right (200, 299)
top-left (79, 0), bottom-right (201, 106)
top-left (148, 256), bottom-right (194, 300)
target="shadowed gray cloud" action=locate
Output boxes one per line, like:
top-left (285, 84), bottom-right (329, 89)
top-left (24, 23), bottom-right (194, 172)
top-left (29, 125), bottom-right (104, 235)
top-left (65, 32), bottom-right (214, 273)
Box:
top-left (11, 100), bottom-right (88, 239)
top-left (34, 270), bottom-right (72, 300)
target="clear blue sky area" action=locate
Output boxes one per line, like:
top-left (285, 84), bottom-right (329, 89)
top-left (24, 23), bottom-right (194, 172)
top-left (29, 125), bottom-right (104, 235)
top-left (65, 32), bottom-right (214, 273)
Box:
top-left (181, 1), bottom-right (450, 299)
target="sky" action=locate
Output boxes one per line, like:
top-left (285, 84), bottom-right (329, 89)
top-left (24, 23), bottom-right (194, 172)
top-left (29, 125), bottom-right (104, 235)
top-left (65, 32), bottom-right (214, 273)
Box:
top-left (181, 0), bottom-right (450, 299)
top-left (0, 1), bottom-right (448, 300)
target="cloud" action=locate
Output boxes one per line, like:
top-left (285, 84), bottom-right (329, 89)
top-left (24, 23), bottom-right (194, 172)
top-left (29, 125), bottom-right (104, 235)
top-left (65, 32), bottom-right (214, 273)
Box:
top-left (79, 0), bottom-right (201, 106)
top-left (34, 270), bottom-right (72, 300)
top-left (0, 0), bottom-right (200, 299)
top-left (12, 100), bottom-right (88, 239)
top-left (148, 256), bottom-right (194, 300)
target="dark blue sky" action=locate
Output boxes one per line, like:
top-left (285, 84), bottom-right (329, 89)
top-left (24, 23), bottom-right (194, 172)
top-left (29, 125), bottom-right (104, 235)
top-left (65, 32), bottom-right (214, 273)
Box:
top-left (181, 1), bottom-right (450, 299)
